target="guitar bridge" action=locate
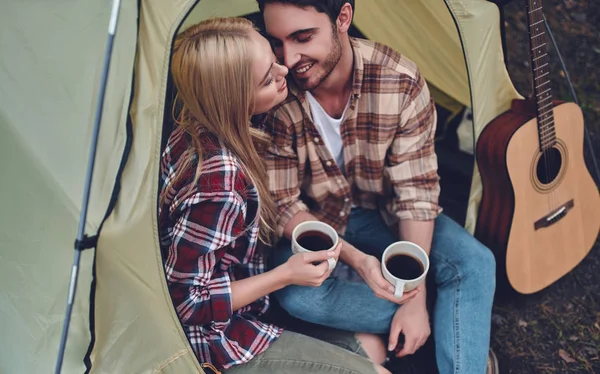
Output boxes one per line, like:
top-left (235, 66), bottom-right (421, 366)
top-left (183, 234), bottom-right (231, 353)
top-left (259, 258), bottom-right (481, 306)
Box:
top-left (534, 199), bottom-right (574, 230)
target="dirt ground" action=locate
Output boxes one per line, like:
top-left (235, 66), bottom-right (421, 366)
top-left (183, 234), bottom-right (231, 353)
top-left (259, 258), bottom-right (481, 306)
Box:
top-left (491, 1), bottom-right (600, 373)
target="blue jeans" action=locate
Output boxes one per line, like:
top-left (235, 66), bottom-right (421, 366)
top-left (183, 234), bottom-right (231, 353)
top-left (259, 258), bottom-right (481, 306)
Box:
top-left (269, 208), bottom-right (496, 374)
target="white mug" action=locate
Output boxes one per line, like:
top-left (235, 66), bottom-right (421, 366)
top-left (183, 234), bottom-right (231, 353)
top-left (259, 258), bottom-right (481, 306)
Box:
top-left (292, 221), bottom-right (338, 271)
top-left (381, 241), bottom-right (429, 298)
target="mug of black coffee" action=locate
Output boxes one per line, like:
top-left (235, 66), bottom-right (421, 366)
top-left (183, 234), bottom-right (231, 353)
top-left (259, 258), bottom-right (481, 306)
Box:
top-left (292, 221), bottom-right (338, 271)
top-left (381, 241), bottom-right (429, 298)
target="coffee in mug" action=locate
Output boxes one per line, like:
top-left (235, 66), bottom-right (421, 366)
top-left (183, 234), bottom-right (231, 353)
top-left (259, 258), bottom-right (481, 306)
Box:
top-left (296, 231), bottom-right (335, 251)
top-left (385, 253), bottom-right (424, 280)
top-left (381, 241), bottom-right (429, 298)
top-left (292, 221), bottom-right (339, 271)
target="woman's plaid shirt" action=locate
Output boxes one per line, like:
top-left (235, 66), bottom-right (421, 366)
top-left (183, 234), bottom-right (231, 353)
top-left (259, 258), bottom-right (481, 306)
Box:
top-left (158, 128), bottom-right (282, 370)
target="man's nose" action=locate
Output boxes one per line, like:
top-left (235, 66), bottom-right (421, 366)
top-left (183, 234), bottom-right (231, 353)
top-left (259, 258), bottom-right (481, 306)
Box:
top-left (282, 44), bottom-right (300, 70)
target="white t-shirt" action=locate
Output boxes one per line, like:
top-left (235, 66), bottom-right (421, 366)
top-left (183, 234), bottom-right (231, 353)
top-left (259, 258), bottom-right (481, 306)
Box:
top-left (305, 91), bottom-right (349, 169)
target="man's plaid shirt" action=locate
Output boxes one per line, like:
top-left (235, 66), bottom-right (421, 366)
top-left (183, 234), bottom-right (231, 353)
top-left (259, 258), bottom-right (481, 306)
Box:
top-left (265, 37), bottom-right (443, 238)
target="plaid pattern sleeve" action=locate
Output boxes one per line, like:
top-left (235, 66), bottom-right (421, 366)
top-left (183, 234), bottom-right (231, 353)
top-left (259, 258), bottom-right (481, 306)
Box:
top-left (159, 128), bottom-right (282, 370)
top-left (164, 188), bottom-right (242, 325)
top-left (385, 68), bottom-right (441, 221)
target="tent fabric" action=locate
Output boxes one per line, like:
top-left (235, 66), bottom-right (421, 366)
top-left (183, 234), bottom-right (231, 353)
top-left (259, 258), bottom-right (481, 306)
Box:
top-left (444, 0), bottom-right (522, 233)
top-left (88, 1), bottom-right (206, 372)
top-left (0, 0), bottom-right (520, 373)
top-left (1, 0), bottom-right (137, 373)
top-left (0, 123), bottom-right (94, 374)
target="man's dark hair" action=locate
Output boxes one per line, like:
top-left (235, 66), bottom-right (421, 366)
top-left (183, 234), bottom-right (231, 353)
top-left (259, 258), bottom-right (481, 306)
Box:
top-left (256, 0), bottom-right (355, 24)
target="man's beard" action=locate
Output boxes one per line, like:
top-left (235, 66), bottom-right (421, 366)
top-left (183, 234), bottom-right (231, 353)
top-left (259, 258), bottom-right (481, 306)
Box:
top-left (294, 30), bottom-right (342, 91)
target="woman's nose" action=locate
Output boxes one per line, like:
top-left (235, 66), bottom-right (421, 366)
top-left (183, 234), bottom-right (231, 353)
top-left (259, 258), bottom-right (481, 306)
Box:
top-left (276, 63), bottom-right (288, 79)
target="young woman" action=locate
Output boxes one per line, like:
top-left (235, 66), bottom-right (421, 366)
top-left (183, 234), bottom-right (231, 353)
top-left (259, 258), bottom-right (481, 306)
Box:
top-left (158, 17), bottom-right (390, 374)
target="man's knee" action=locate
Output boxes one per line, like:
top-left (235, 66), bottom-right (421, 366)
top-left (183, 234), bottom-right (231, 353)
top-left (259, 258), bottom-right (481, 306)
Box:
top-left (462, 239), bottom-right (496, 294)
top-left (433, 215), bottom-right (496, 293)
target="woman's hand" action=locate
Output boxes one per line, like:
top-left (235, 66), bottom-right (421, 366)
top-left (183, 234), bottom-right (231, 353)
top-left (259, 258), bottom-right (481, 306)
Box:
top-left (230, 242), bottom-right (339, 311)
top-left (281, 242), bottom-right (341, 287)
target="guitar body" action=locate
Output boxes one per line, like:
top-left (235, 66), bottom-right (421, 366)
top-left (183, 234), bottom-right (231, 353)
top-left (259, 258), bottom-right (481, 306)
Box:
top-left (476, 99), bottom-right (600, 294)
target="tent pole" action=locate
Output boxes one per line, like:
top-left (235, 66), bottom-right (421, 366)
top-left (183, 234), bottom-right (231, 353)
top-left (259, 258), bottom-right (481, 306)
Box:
top-left (542, 14), bottom-right (600, 184)
top-left (54, 1), bottom-right (122, 373)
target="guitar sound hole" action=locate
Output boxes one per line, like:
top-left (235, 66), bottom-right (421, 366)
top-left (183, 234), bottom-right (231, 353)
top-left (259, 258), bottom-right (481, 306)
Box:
top-left (536, 147), bottom-right (562, 185)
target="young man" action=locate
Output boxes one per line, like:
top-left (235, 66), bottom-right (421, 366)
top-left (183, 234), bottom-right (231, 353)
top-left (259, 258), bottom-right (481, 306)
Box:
top-left (257, 1), bottom-right (498, 373)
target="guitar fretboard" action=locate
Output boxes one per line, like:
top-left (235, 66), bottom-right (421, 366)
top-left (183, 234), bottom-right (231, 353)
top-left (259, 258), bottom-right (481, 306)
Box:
top-left (526, 0), bottom-right (556, 151)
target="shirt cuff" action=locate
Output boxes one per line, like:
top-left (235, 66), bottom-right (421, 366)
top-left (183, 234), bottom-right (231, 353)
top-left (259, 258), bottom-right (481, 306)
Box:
top-left (392, 201), bottom-right (443, 221)
top-left (276, 200), bottom-right (309, 239)
top-left (207, 272), bottom-right (234, 323)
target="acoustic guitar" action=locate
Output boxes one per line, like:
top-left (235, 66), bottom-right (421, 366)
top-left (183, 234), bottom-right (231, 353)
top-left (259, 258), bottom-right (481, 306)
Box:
top-left (474, 0), bottom-right (600, 294)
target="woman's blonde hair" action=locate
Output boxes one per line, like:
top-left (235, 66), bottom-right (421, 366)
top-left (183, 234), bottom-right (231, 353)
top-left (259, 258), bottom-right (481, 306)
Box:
top-left (163, 17), bottom-right (277, 246)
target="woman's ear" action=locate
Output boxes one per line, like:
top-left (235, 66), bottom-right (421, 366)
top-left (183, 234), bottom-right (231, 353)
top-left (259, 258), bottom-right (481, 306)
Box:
top-left (336, 3), bottom-right (353, 33)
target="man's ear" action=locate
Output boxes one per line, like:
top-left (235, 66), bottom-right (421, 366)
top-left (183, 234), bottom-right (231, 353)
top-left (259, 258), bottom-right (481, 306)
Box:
top-left (336, 3), bottom-right (353, 33)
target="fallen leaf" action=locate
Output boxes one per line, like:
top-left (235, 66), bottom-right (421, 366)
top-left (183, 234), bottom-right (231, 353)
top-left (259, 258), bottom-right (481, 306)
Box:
top-left (569, 336), bottom-right (579, 341)
top-left (559, 349), bottom-right (576, 363)
top-left (519, 320), bottom-right (528, 328)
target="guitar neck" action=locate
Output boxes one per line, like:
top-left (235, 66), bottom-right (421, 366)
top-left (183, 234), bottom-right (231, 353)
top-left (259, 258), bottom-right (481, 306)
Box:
top-left (525, 0), bottom-right (556, 151)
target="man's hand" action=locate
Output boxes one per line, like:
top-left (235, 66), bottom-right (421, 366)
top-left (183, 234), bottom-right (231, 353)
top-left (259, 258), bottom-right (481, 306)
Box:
top-left (388, 285), bottom-right (430, 357)
top-left (355, 254), bottom-right (419, 304)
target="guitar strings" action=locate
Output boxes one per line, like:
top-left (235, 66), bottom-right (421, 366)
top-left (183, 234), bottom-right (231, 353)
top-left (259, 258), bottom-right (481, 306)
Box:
top-left (529, 0), bottom-right (555, 211)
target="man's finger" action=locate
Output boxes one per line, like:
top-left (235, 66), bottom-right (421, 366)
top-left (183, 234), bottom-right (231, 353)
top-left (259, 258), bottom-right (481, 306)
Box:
top-left (397, 338), bottom-right (417, 357)
top-left (388, 322), bottom-right (403, 352)
top-left (375, 274), bottom-right (396, 294)
top-left (397, 288), bottom-right (419, 302)
top-left (377, 285), bottom-right (419, 304)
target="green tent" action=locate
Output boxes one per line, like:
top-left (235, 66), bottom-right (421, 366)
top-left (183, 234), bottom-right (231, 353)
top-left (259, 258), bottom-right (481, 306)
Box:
top-left (0, 0), bottom-right (520, 373)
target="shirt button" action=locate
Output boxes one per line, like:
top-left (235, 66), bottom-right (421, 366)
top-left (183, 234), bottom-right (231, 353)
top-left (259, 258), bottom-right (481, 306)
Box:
top-left (313, 137), bottom-right (320, 143)
top-left (326, 161), bottom-right (332, 167)
top-left (344, 197), bottom-right (350, 203)
top-left (339, 211), bottom-right (346, 217)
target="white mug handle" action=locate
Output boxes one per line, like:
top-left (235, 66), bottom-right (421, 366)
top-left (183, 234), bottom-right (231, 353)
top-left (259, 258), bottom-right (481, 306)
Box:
top-left (394, 280), bottom-right (406, 299)
top-left (326, 257), bottom-right (336, 271)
